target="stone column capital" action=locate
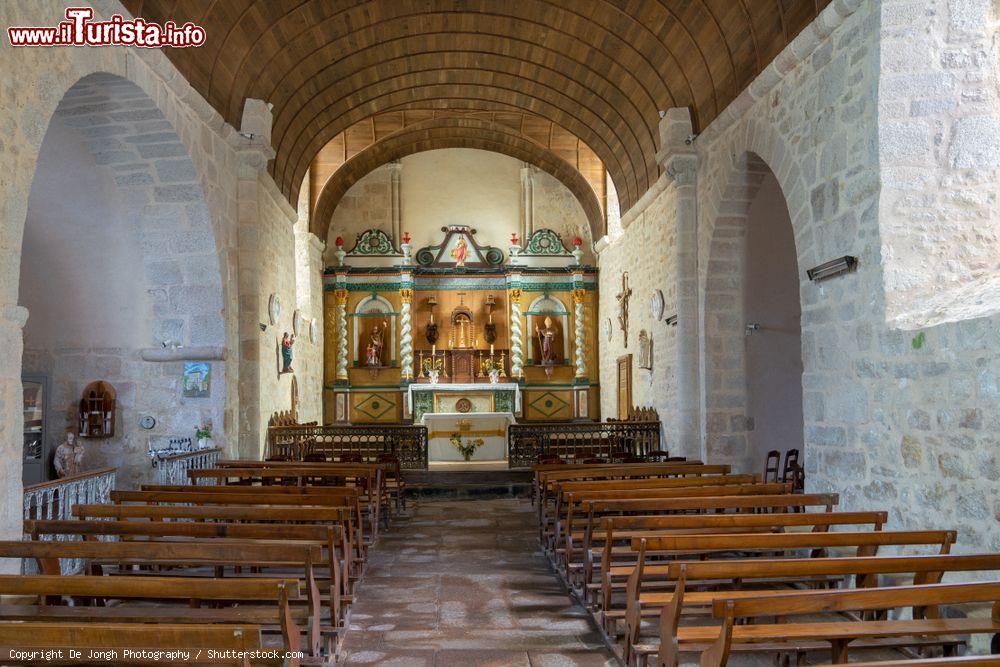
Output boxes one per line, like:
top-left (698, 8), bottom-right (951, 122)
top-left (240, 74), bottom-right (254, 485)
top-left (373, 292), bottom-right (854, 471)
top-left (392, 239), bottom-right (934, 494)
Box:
top-left (399, 288), bottom-right (413, 303)
top-left (334, 289), bottom-right (348, 306)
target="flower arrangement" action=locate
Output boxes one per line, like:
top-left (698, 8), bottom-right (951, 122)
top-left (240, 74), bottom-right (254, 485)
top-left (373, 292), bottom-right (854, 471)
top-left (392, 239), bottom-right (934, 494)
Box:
top-left (450, 433), bottom-right (484, 461)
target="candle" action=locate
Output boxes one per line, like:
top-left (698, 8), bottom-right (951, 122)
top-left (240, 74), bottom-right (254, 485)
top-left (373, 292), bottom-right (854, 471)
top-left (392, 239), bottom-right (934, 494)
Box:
top-left (432, 344), bottom-right (436, 356)
top-left (490, 344), bottom-right (495, 355)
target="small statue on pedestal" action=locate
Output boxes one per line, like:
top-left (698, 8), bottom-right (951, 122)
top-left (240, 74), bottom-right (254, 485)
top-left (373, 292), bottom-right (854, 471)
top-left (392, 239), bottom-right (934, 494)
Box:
top-left (366, 320), bottom-right (387, 367)
top-left (281, 332), bottom-right (295, 373)
top-left (54, 430), bottom-right (84, 478)
top-left (536, 316), bottom-right (558, 378)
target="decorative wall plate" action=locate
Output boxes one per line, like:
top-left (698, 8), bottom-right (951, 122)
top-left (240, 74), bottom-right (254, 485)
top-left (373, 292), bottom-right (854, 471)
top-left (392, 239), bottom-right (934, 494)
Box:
top-left (651, 289), bottom-right (665, 321)
top-left (268, 294), bottom-right (281, 325)
top-left (309, 318), bottom-right (318, 343)
top-left (139, 415), bottom-right (156, 430)
top-left (293, 309), bottom-right (304, 336)
top-left (603, 317), bottom-right (613, 342)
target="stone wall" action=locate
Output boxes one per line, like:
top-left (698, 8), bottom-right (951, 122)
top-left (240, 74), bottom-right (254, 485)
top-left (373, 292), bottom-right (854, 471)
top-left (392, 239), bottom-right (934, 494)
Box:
top-left (674, 0), bottom-right (998, 555)
top-left (879, 0), bottom-right (1000, 328)
top-left (597, 184), bottom-right (680, 443)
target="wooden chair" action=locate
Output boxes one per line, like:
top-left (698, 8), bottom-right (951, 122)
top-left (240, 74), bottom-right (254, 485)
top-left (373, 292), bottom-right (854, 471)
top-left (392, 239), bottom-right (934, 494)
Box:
top-left (377, 452), bottom-right (406, 512)
top-left (782, 448), bottom-right (800, 484)
top-left (763, 449), bottom-right (781, 483)
top-left (644, 450), bottom-right (671, 462)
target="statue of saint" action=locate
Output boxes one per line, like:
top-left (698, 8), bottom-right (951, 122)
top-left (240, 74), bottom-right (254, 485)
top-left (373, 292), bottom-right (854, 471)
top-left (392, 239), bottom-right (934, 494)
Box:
top-left (53, 430), bottom-right (84, 478)
top-left (535, 316), bottom-right (558, 365)
top-left (281, 332), bottom-right (295, 373)
top-left (366, 320), bottom-right (387, 367)
top-left (451, 236), bottom-right (469, 267)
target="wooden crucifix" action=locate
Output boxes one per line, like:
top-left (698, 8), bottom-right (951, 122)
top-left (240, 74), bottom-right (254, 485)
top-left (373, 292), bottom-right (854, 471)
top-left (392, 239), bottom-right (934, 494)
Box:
top-left (616, 271), bottom-right (632, 347)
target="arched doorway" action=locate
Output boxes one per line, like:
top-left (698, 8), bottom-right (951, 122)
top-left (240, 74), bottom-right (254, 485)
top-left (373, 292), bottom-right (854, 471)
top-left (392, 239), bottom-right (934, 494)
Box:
top-left (703, 152), bottom-right (804, 475)
top-left (18, 73), bottom-right (225, 487)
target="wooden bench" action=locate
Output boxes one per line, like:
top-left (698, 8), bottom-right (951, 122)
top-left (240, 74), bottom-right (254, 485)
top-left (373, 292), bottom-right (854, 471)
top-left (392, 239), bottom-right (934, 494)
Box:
top-left (661, 581), bottom-right (1000, 667)
top-left (0, 621), bottom-right (271, 666)
top-left (619, 531), bottom-right (960, 663)
top-left (0, 574), bottom-right (300, 663)
top-left (588, 511), bottom-right (889, 607)
top-left (0, 540), bottom-right (331, 659)
top-left (24, 519), bottom-right (353, 617)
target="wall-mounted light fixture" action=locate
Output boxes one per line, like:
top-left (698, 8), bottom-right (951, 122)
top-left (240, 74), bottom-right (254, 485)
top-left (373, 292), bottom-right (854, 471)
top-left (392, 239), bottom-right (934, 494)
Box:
top-left (664, 315), bottom-right (678, 326)
top-left (807, 256), bottom-right (858, 282)
top-left (745, 323), bottom-right (760, 336)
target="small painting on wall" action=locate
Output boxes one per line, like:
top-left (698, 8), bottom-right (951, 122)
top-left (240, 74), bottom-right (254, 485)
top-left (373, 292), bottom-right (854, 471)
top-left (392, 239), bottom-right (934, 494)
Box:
top-left (182, 362), bottom-right (211, 398)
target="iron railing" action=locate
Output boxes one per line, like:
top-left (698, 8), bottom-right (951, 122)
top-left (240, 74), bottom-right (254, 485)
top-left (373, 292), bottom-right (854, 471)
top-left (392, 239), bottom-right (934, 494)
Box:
top-left (153, 447), bottom-right (222, 485)
top-left (22, 467), bottom-right (116, 574)
top-left (267, 425), bottom-right (429, 470)
top-left (507, 420), bottom-right (661, 468)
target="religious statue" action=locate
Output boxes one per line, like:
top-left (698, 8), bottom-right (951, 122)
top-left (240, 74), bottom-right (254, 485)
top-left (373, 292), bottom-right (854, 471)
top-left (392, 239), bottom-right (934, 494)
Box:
top-left (281, 332), bottom-right (295, 373)
top-left (53, 430), bottom-right (84, 478)
top-left (366, 320), bottom-right (388, 367)
top-left (616, 272), bottom-right (633, 347)
top-left (451, 235), bottom-right (469, 266)
top-left (535, 316), bottom-right (558, 377)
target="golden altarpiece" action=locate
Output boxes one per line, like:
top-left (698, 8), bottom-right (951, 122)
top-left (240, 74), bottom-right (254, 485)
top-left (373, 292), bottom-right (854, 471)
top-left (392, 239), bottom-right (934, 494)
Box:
top-left (322, 225), bottom-right (599, 425)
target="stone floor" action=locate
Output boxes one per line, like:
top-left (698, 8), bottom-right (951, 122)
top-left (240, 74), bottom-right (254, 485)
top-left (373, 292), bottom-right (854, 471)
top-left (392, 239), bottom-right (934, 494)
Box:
top-left (341, 497), bottom-right (618, 666)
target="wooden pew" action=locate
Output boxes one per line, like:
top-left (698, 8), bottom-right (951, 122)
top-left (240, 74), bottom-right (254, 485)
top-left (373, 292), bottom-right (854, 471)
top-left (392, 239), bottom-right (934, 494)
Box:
top-left (0, 575), bottom-right (299, 663)
top-left (554, 482), bottom-right (794, 568)
top-left (0, 622), bottom-right (270, 666)
top-left (815, 658), bottom-right (1000, 667)
top-left (24, 519), bottom-right (352, 618)
top-left (0, 540), bottom-right (330, 658)
top-left (618, 531), bottom-right (960, 663)
top-left (661, 581), bottom-right (1000, 667)
top-left (589, 511), bottom-right (889, 607)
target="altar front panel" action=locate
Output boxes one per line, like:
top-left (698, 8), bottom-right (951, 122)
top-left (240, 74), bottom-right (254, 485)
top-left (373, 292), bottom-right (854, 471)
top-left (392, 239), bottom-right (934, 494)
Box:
top-left (422, 412), bottom-right (514, 462)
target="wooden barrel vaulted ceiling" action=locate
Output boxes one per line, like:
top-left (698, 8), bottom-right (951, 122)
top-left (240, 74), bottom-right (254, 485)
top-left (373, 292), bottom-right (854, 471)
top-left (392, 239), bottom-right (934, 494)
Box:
top-left (123, 0), bottom-right (833, 239)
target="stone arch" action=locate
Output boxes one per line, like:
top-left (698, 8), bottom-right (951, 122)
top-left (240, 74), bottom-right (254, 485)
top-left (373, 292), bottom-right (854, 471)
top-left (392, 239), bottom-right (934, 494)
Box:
top-left (699, 122), bottom-right (816, 474)
top-left (16, 72), bottom-right (226, 488)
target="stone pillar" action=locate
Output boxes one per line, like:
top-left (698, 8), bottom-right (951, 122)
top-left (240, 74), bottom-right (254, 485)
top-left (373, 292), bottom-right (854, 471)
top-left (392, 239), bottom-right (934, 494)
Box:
top-left (508, 287), bottom-right (524, 379)
top-left (520, 165), bottom-right (534, 239)
top-left (572, 288), bottom-right (588, 379)
top-left (0, 304), bottom-right (28, 571)
top-left (657, 108), bottom-right (701, 457)
top-left (335, 289), bottom-right (349, 381)
top-left (398, 288), bottom-right (413, 380)
top-left (388, 160), bottom-right (402, 245)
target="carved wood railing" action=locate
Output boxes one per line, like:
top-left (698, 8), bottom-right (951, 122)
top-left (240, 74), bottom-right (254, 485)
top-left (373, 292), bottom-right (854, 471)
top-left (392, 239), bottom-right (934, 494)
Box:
top-left (21, 467), bottom-right (116, 575)
top-left (153, 447), bottom-right (223, 485)
top-left (507, 420), bottom-right (661, 468)
top-left (266, 425), bottom-right (429, 469)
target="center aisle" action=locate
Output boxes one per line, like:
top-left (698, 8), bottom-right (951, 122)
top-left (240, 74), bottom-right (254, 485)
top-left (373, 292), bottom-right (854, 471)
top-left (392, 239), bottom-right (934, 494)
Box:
top-left (341, 497), bottom-right (617, 666)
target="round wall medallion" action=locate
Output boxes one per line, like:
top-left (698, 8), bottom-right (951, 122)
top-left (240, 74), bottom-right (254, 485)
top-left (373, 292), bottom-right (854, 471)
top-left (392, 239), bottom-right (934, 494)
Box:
top-left (139, 415), bottom-right (156, 430)
top-left (268, 294), bottom-right (281, 325)
top-left (293, 309), bottom-right (304, 336)
top-left (603, 318), bottom-right (613, 342)
top-left (309, 318), bottom-right (318, 343)
top-left (455, 398), bottom-right (473, 413)
top-left (651, 289), bottom-right (665, 321)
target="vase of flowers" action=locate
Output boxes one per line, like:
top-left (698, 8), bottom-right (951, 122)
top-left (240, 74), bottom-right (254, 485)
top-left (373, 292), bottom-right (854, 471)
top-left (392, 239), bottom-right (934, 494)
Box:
top-left (450, 433), bottom-right (484, 462)
top-left (195, 421), bottom-right (213, 450)
top-left (482, 357), bottom-right (502, 384)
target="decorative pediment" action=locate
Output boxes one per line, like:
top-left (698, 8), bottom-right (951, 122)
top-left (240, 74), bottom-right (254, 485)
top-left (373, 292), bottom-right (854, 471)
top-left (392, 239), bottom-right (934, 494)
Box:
top-left (414, 225), bottom-right (504, 268)
top-left (347, 229), bottom-right (400, 256)
top-left (522, 228), bottom-right (571, 256)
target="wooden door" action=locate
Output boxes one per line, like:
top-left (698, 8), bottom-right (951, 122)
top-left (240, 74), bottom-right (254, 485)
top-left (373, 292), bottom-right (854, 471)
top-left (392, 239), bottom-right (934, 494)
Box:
top-left (617, 354), bottom-right (632, 420)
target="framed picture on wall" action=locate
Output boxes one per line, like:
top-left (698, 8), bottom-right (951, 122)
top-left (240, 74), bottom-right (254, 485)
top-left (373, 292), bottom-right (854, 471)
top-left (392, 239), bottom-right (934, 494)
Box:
top-left (182, 361), bottom-right (211, 398)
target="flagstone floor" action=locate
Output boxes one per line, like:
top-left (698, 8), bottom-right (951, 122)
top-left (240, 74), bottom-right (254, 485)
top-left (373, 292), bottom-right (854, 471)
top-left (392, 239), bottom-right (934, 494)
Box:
top-left (340, 497), bottom-right (618, 666)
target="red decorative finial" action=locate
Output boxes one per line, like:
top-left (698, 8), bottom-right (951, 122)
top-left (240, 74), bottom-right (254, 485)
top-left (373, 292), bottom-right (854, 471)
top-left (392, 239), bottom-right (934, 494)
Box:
top-left (335, 236), bottom-right (344, 247)
top-left (511, 233), bottom-right (519, 245)
top-left (402, 231), bottom-right (411, 244)
top-left (573, 236), bottom-right (583, 247)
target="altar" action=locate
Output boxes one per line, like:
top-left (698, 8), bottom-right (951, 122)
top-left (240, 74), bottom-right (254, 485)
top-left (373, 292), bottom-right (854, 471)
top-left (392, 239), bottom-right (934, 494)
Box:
top-left (422, 412), bottom-right (515, 462)
top-left (408, 382), bottom-right (521, 423)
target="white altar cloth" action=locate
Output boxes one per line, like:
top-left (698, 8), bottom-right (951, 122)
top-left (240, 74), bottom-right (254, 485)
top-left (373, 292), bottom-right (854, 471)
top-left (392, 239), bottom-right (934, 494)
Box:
top-left (422, 412), bottom-right (515, 462)
top-left (407, 382), bottom-right (521, 412)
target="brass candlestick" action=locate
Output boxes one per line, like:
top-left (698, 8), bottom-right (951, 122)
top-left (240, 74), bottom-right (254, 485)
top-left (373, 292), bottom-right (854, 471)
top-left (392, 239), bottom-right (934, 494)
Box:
top-left (499, 351), bottom-right (507, 377)
top-left (417, 350), bottom-right (425, 378)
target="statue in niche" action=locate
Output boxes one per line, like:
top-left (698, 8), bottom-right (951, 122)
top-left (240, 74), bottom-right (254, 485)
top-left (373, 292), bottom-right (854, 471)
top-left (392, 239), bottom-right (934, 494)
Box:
top-left (281, 332), bottom-right (295, 373)
top-left (535, 316), bottom-right (559, 378)
top-left (366, 320), bottom-right (388, 367)
top-left (54, 430), bottom-right (84, 478)
top-left (450, 235), bottom-right (469, 267)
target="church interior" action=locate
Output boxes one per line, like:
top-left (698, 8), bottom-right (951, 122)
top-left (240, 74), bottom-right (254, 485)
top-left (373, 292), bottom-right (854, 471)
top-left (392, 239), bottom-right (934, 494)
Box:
top-left (2, 0), bottom-right (1000, 665)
